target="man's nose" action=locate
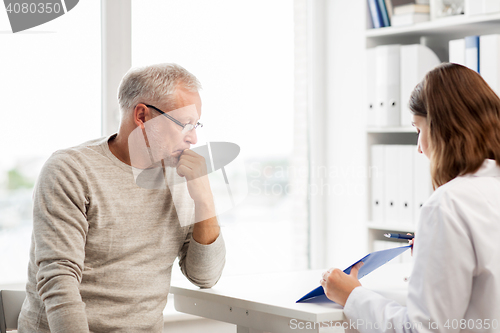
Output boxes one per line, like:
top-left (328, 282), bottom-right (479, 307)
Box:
top-left (184, 129), bottom-right (198, 145)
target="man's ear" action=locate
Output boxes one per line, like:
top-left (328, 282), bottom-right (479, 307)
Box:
top-left (133, 104), bottom-right (151, 129)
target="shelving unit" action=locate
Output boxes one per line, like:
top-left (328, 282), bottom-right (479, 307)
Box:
top-left (365, 6), bottom-right (500, 252)
top-left (366, 131), bottom-right (417, 252)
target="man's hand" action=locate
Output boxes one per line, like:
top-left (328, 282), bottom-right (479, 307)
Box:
top-left (320, 262), bottom-right (363, 307)
top-left (176, 149), bottom-right (213, 204)
top-left (177, 149), bottom-right (219, 244)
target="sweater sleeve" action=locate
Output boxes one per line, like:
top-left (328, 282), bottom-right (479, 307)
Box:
top-left (178, 225), bottom-right (226, 288)
top-left (33, 152), bottom-right (90, 333)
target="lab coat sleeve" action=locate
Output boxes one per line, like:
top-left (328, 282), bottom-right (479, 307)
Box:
top-left (344, 287), bottom-right (414, 332)
top-left (344, 194), bottom-right (475, 333)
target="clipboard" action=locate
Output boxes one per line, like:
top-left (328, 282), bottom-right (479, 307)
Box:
top-left (296, 245), bottom-right (411, 303)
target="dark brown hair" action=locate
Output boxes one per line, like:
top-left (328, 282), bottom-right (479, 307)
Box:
top-left (409, 62), bottom-right (500, 189)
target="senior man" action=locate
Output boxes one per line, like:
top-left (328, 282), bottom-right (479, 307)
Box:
top-left (18, 63), bottom-right (225, 332)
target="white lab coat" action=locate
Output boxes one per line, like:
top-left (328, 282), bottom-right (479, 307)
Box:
top-left (344, 159), bottom-right (500, 333)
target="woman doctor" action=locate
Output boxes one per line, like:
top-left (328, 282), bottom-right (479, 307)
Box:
top-left (321, 63), bottom-right (500, 332)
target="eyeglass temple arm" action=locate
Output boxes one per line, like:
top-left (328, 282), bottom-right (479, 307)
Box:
top-left (144, 104), bottom-right (185, 128)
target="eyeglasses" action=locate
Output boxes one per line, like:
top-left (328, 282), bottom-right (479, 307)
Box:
top-left (143, 104), bottom-right (203, 134)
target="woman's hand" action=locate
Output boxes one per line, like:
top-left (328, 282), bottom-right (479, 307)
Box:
top-left (320, 262), bottom-right (363, 307)
top-left (408, 233), bottom-right (415, 256)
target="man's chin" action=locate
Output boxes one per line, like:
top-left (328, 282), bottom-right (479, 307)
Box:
top-left (140, 155), bottom-right (179, 168)
top-left (163, 156), bottom-right (179, 168)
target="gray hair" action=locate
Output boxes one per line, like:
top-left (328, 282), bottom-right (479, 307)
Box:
top-left (117, 63), bottom-right (202, 116)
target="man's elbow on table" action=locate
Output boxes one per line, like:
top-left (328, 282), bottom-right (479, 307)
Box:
top-left (181, 233), bottom-right (226, 288)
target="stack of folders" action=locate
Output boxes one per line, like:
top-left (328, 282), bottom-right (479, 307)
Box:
top-left (391, 3), bottom-right (430, 27)
top-left (449, 34), bottom-right (500, 96)
top-left (373, 240), bottom-right (413, 264)
top-left (367, 44), bottom-right (441, 127)
top-left (371, 145), bottom-right (432, 227)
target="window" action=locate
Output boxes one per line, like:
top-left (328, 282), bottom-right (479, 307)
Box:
top-left (0, 1), bottom-right (101, 285)
top-left (131, 0), bottom-right (310, 276)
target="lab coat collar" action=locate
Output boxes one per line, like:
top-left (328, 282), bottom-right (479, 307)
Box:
top-left (467, 159), bottom-right (500, 178)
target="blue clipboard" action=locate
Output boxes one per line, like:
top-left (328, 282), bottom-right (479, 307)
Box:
top-left (296, 245), bottom-right (411, 303)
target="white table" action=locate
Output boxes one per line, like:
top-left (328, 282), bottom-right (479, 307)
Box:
top-left (170, 266), bottom-right (411, 333)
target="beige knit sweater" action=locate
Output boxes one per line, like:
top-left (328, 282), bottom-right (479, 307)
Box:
top-left (18, 135), bottom-right (225, 333)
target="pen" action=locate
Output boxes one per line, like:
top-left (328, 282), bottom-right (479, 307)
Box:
top-left (384, 233), bottom-right (414, 240)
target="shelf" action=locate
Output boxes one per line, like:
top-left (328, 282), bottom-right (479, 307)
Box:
top-left (366, 12), bottom-right (500, 40)
top-left (367, 222), bottom-right (415, 233)
top-left (367, 126), bottom-right (416, 133)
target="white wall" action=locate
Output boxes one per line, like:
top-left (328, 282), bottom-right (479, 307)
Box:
top-left (325, 0), bottom-right (369, 268)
